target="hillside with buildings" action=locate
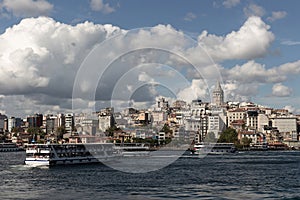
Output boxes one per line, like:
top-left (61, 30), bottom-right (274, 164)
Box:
top-left (0, 82), bottom-right (299, 150)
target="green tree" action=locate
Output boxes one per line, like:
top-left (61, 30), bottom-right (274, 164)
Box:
top-left (56, 126), bottom-right (65, 140)
top-left (0, 134), bottom-right (7, 141)
top-left (115, 139), bottom-right (121, 143)
top-left (124, 139), bottom-right (131, 143)
top-left (27, 127), bottom-right (45, 141)
top-left (164, 138), bottom-right (172, 145)
top-left (160, 123), bottom-right (172, 134)
top-left (11, 127), bottom-right (23, 133)
top-left (105, 125), bottom-right (120, 137)
top-left (241, 137), bottom-right (252, 146)
top-left (218, 128), bottom-right (238, 144)
top-left (205, 132), bottom-right (217, 143)
top-left (27, 127), bottom-right (44, 135)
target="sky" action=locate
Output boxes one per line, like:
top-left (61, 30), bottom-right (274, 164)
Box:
top-left (0, 0), bottom-right (300, 117)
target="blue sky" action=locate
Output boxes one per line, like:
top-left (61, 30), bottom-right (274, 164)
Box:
top-left (0, 0), bottom-right (300, 116)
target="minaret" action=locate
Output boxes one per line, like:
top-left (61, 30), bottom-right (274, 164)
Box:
top-left (212, 81), bottom-right (224, 107)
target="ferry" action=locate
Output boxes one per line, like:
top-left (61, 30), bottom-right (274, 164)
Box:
top-left (191, 142), bottom-right (237, 155)
top-left (249, 143), bottom-right (268, 151)
top-left (25, 143), bottom-right (120, 167)
top-left (0, 143), bottom-right (24, 152)
top-left (114, 143), bottom-right (150, 156)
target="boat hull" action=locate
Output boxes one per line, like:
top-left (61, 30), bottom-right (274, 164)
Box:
top-left (25, 158), bottom-right (50, 166)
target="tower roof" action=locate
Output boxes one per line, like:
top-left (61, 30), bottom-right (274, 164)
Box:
top-left (214, 81), bottom-right (223, 93)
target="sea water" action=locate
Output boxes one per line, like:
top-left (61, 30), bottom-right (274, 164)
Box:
top-left (0, 151), bottom-right (299, 199)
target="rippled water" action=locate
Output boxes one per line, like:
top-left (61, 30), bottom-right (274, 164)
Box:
top-left (0, 151), bottom-right (299, 199)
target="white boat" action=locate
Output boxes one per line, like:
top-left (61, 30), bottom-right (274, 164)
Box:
top-left (0, 143), bottom-right (24, 152)
top-left (192, 142), bottom-right (237, 155)
top-left (25, 143), bottom-right (120, 167)
top-left (114, 143), bottom-right (150, 156)
top-left (249, 143), bottom-right (268, 151)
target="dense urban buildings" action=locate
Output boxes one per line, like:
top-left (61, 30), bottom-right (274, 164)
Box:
top-left (0, 82), bottom-right (299, 149)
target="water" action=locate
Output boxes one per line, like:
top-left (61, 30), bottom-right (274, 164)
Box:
top-left (0, 151), bottom-right (299, 199)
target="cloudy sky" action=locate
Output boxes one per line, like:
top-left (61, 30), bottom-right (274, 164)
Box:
top-left (0, 0), bottom-right (300, 117)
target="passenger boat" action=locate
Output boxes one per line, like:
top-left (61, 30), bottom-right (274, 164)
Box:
top-left (114, 143), bottom-right (150, 156)
top-left (25, 143), bottom-right (120, 167)
top-left (0, 143), bottom-right (24, 152)
top-left (191, 142), bottom-right (236, 155)
top-left (249, 143), bottom-right (268, 151)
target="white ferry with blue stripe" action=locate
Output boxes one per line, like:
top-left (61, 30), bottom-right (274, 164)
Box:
top-left (25, 143), bottom-right (119, 167)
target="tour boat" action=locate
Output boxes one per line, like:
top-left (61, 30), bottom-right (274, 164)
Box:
top-left (249, 143), bottom-right (268, 151)
top-left (114, 143), bottom-right (150, 156)
top-left (191, 142), bottom-right (237, 155)
top-left (25, 143), bottom-right (120, 167)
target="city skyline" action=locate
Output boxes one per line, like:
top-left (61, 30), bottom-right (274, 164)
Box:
top-left (0, 0), bottom-right (300, 118)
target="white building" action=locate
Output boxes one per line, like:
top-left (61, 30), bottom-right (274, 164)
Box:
top-left (8, 117), bottom-right (16, 132)
top-left (65, 113), bottom-right (74, 134)
top-left (0, 114), bottom-right (7, 132)
top-left (190, 100), bottom-right (208, 117)
top-left (271, 117), bottom-right (297, 134)
top-left (227, 108), bottom-right (246, 127)
top-left (77, 119), bottom-right (98, 135)
top-left (158, 131), bottom-right (165, 141)
top-left (246, 110), bottom-right (258, 130)
top-left (98, 108), bottom-right (114, 132)
top-left (257, 113), bottom-right (269, 132)
top-left (151, 111), bottom-right (168, 125)
top-left (175, 109), bottom-right (190, 125)
top-left (207, 115), bottom-right (222, 140)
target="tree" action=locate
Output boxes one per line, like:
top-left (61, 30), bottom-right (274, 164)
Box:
top-left (241, 137), bottom-right (252, 147)
top-left (56, 126), bottom-right (65, 140)
top-left (124, 139), bottom-right (131, 143)
top-left (160, 123), bottom-right (172, 134)
top-left (218, 128), bottom-right (238, 144)
top-left (105, 126), bottom-right (120, 137)
top-left (27, 127), bottom-right (45, 142)
top-left (27, 127), bottom-right (44, 135)
top-left (115, 139), bottom-right (121, 143)
top-left (11, 127), bottom-right (23, 133)
top-left (205, 132), bottom-right (217, 143)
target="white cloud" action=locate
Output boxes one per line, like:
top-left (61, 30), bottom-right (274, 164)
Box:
top-left (0, 17), bottom-right (123, 96)
top-left (244, 4), bottom-right (265, 17)
top-left (0, 0), bottom-right (53, 17)
top-left (195, 16), bottom-right (274, 61)
top-left (267, 11), bottom-right (287, 22)
top-left (283, 105), bottom-right (295, 113)
top-left (184, 12), bottom-right (197, 21)
top-left (0, 16), bottom-right (297, 116)
top-left (277, 60), bottom-right (300, 75)
top-left (221, 79), bottom-right (261, 102)
top-left (90, 0), bottom-right (115, 14)
top-left (282, 105), bottom-right (300, 114)
top-left (177, 79), bottom-right (209, 103)
top-left (221, 59), bottom-right (300, 102)
top-left (226, 60), bottom-right (284, 84)
top-left (138, 72), bottom-right (155, 83)
top-left (223, 0), bottom-right (240, 8)
top-left (281, 40), bottom-right (300, 46)
top-left (272, 83), bottom-right (292, 97)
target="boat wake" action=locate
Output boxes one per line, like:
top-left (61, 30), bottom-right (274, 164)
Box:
top-left (10, 164), bottom-right (49, 171)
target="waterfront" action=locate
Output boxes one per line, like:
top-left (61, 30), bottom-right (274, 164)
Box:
top-left (0, 151), bottom-right (299, 199)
